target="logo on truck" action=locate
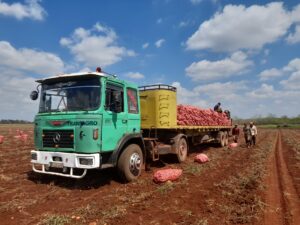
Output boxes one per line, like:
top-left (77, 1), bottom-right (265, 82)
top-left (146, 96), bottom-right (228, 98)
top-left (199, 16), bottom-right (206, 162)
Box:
top-left (53, 132), bottom-right (61, 143)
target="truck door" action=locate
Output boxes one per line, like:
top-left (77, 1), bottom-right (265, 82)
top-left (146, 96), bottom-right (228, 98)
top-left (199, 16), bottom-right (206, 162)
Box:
top-left (126, 88), bottom-right (140, 134)
top-left (102, 82), bottom-right (128, 151)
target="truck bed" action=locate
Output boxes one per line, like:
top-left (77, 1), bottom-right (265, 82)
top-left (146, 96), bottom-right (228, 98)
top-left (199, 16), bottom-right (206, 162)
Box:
top-left (142, 125), bottom-right (232, 131)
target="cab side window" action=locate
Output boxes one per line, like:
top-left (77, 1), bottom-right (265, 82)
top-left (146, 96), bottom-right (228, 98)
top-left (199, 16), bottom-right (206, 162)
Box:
top-left (127, 88), bottom-right (138, 114)
top-left (105, 83), bottom-right (124, 113)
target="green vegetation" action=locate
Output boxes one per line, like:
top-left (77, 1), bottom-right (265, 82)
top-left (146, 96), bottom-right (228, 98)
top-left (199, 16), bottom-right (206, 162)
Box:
top-left (39, 215), bottom-right (70, 225)
top-left (0, 119), bottom-right (32, 124)
top-left (233, 114), bottom-right (300, 127)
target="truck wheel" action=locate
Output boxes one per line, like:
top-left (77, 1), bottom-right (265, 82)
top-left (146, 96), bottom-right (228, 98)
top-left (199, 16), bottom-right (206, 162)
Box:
top-left (176, 138), bottom-right (188, 162)
top-left (220, 131), bottom-right (225, 147)
top-left (224, 132), bottom-right (229, 146)
top-left (117, 144), bottom-right (143, 182)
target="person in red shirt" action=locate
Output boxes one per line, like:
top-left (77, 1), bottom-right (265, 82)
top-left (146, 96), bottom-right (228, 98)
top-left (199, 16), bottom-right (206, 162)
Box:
top-left (232, 124), bottom-right (240, 143)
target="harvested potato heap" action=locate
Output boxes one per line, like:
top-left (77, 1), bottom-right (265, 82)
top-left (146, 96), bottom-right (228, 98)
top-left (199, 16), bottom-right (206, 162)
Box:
top-left (177, 104), bottom-right (231, 126)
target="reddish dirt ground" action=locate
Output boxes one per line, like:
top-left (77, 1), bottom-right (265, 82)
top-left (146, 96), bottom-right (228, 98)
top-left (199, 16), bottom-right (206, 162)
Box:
top-left (0, 125), bottom-right (299, 225)
top-left (263, 131), bottom-right (300, 225)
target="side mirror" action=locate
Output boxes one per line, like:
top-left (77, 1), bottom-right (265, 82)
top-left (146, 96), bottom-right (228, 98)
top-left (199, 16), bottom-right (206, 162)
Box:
top-left (30, 91), bottom-right (39, 100)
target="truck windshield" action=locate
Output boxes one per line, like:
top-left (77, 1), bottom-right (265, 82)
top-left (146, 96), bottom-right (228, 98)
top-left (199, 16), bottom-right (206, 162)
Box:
top-left (39, 77), bottom-right (101, 113)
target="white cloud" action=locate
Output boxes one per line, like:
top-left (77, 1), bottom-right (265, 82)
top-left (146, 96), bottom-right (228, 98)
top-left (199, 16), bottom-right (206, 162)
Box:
top-left (186, 2), bottom-right (292, 52)
top-left (280, 58), bottom-right (300, 90)
top-left (125, 72), bottom-right (145, 79)
top-left (157, 18), bottom-right (162, 24)
top-left (173, 81), bottom-right (300, 118)
top-left (0, 41), bottom-right (64, 75)
top-left (155, 39), bottom-right (165, 48)
top-left (283, 58), bottom-right (300, 72)
top-left (247, 83), bottom-right (277, 99)
top-left (245, 84), bottom-right (300, 116)
top-left (255, 58), bottom-right (300, 90)
top-left (172, 81), bottom-right (208, 108)
top-left (60, 23), bottom-right (135, 68)
top-left (259, 68), bottom-right (283, 81)
top-left (173, 81), bottom-right (252, 116)
top-left (0, 68), bottom-right (39, 120)
top-left (178, 21), bottom-right (189, 28)
top-left (0, 40), bottom-right (66, 120)
top-left (190, 0), bottom-right (203, 5)
top-left (185, 51), bottom-right (252, 81)
top-left (290, 4), bottom-right (300, 23)
top-left (194, 81), bottom-right (247, 95)
top-left (142, 42), bottom-right (149, 49)
top-left (280, 71), bottom-right (300, 90)
top-left (0, 0), bottom-right (46, 21)
top-left (286, 25), bottom-right (300, 44)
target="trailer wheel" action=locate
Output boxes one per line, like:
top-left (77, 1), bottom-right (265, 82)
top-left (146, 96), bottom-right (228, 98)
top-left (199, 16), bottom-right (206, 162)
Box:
top-left (224, 132), bottom-right (229, 146)
top-left (117, 144), bottom-right (143, 182)
top-left (220, 131), bottom-right (225, 147)
top-left (176, 138), bottom-right (188, 162)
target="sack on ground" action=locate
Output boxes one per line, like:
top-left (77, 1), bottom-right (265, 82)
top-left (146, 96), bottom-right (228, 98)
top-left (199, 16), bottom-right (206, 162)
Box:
top-left (153, 168), bottom-right (183, 183)
top-left (229, 142), bottom-right (238, 148)
top-left (194, 153), bottom-right (209, 163)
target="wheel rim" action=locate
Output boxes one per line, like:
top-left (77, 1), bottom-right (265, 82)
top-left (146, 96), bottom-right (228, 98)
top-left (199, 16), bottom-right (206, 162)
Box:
top-left (178, 139), bottom-right (187, 160)
top-left (129, 152), bottom-right (141, 176)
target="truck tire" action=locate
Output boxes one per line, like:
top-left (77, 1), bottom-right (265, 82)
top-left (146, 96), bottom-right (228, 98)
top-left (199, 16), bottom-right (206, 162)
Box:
top-left (219, 131), bottom-right (225, 147)
top-left (117, 144), bottom-right (143, 182)
top-left (176, 137), bottom-right (188, 162)
top-left (224, 132), bottom-right (229, 146)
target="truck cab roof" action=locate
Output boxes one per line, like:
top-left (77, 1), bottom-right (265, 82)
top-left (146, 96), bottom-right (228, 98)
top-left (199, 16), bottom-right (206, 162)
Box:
top-left (36, 72), bottom-right (111, 83)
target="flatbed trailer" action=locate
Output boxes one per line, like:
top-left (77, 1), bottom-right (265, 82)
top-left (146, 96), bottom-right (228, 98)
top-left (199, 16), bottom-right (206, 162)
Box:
top-left (139, 85), bottom-right (232, 163)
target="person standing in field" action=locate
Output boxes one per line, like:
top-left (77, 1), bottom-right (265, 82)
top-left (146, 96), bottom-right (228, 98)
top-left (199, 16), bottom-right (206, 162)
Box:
top-left (232, 124), bottom-right (240, 143)
top-left (243, 123), bottom-right (251, 148)
top-left (250, 122), bottom-right (258, 146)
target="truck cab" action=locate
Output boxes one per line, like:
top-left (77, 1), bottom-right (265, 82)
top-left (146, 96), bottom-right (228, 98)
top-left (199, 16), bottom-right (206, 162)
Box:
top-left (30, 71), bottom-right (145, 181)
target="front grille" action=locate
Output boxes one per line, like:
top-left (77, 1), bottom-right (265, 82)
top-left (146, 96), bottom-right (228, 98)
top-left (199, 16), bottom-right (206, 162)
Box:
top-left (43, 130), bottom-right (74, 148)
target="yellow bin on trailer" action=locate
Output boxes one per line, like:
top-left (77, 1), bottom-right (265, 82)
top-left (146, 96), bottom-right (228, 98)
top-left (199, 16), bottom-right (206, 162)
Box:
top-left (139, 85), bottom-right (177, 129)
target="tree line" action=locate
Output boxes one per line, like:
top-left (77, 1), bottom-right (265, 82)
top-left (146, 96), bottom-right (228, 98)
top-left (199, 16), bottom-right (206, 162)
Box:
top-left (0, 120), bottom-right (32, 124)
top-left (233, 115), bottom-right (300, 126)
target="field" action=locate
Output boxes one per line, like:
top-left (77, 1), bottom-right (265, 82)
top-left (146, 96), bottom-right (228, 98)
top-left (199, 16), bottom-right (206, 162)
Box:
top-left (0, 125), bottom-right (299, 225)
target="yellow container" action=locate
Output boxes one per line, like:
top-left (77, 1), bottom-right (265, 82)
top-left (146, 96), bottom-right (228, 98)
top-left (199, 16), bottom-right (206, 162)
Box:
top-left (139, 85), bottom-right (177, 129)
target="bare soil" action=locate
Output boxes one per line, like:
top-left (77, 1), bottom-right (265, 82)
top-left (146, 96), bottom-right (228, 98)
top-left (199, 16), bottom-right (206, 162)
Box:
top-left (0, 125), bottom-right (299, 225)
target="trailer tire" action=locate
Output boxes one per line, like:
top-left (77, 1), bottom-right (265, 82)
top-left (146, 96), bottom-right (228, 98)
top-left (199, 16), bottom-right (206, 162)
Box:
top-left (117, 144), bottom-right (143, 182)
top-left (224, 132), bottom-right (229, 146)
top-left (176, 137), bottom-right (188, 162)
top-left (220, 131), bottom-right (225, 147)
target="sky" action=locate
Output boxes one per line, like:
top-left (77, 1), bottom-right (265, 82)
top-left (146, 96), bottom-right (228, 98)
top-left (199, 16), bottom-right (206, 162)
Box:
top-left (0, 0), bottom-right (300, 121)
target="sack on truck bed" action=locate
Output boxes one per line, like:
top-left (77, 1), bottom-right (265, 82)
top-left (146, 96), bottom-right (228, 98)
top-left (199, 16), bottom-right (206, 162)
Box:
top-left (194, 153), bottom-right (209, 163)
top-left (153, 168), bottom-right (183, 183)
top-left (177, 105), bottom-right (231, 126)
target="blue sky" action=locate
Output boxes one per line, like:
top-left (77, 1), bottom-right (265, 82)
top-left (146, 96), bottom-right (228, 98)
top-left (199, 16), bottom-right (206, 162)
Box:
top-left (0, 0), bottom-right (300, 120)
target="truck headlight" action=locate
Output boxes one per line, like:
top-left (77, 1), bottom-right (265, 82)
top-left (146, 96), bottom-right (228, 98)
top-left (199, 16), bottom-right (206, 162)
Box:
top-left (79, 158), bottom-right (93, 165)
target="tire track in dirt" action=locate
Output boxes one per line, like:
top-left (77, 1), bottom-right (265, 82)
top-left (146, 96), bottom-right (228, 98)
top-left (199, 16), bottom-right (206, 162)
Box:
top-left (263, 131), bottom-right (300, 225)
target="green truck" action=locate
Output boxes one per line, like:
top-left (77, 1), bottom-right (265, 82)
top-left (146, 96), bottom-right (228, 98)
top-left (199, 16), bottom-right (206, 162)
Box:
top-left (30, 70), bottom-right (232, 182)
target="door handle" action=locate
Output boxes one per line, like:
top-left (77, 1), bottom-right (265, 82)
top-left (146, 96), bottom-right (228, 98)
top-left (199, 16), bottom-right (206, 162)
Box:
top-left (122, 119), bottom-right (128, 124)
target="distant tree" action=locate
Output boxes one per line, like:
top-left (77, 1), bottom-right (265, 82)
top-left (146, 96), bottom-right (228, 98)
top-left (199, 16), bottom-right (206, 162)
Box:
top-left (0, 119), bottom-right (32, 124)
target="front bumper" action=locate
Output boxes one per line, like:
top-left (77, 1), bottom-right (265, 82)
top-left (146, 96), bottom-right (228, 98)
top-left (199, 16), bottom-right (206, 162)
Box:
top-left (30, 150), bottom-right (100, 179)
